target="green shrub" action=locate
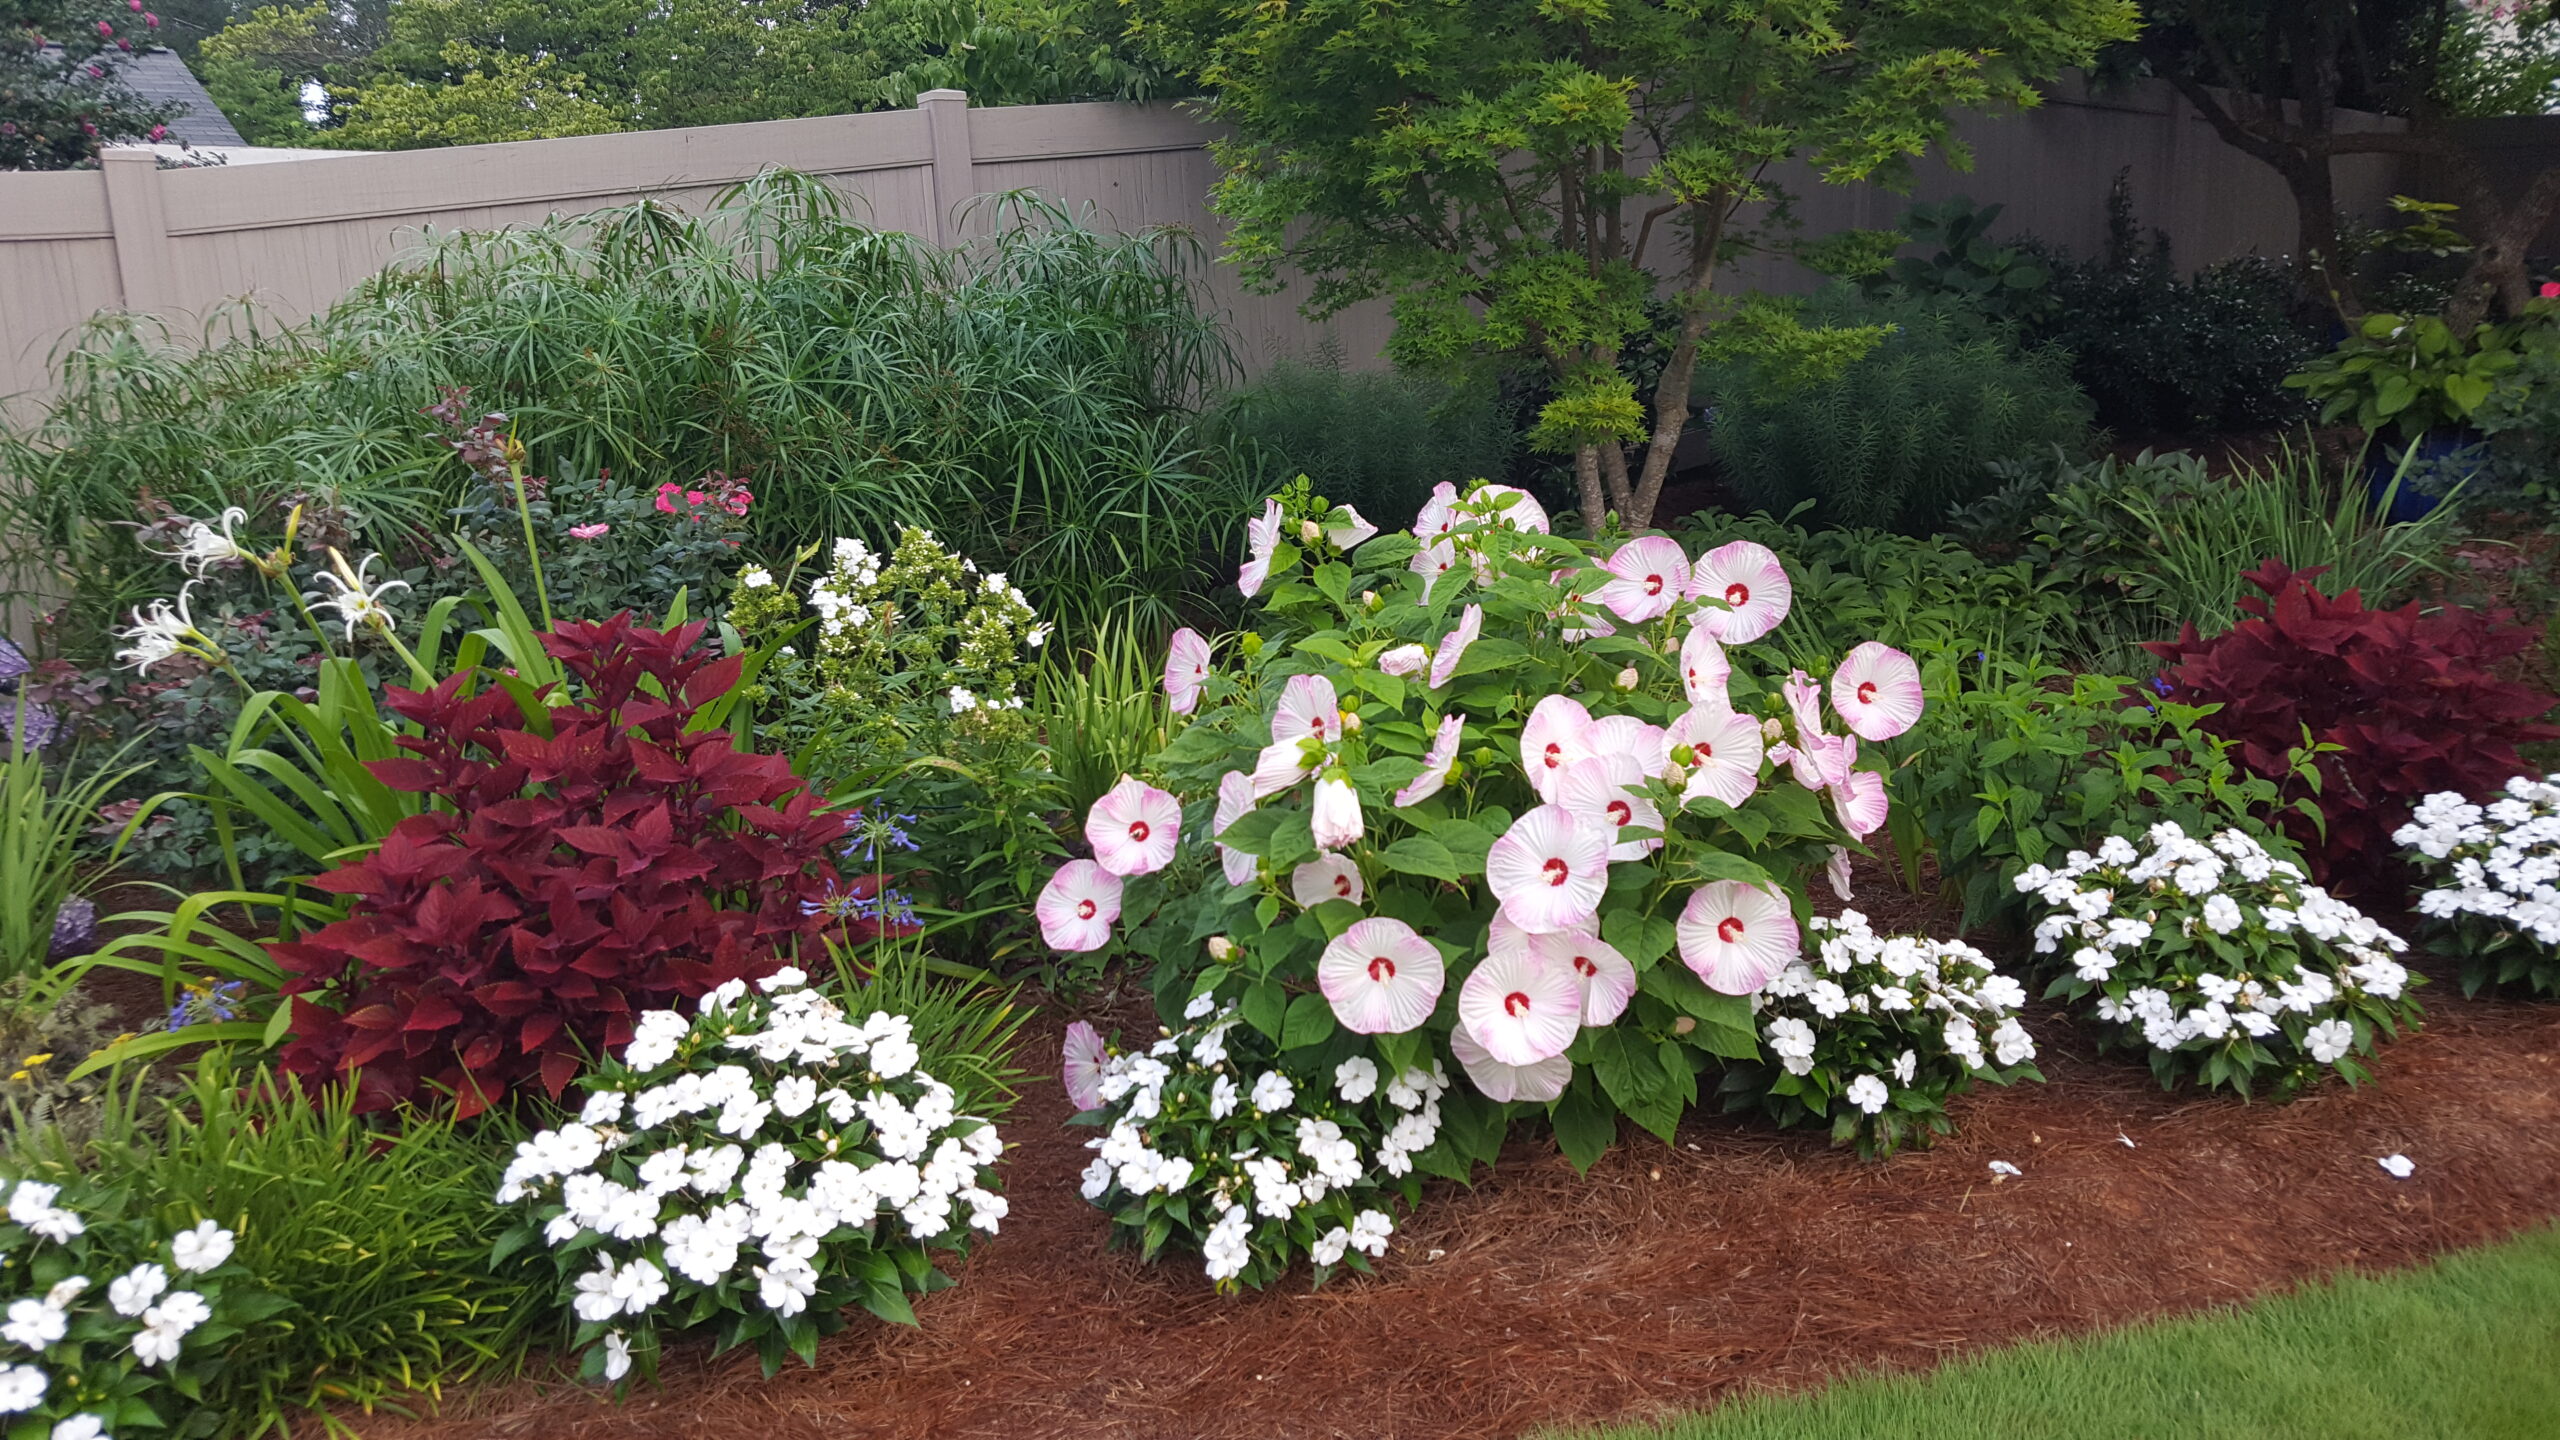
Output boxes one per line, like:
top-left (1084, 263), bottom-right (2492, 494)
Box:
top-left (1697, 289), bottom-right (2094, 533)
top-left (1206, 353), bottom-right (1518, 528)
top-left (0, 173), bottom-right (1245, 654)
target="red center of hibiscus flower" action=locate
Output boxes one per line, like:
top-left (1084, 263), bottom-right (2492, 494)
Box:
top-left (1543, 856), bottom-right (1570, 886)
top-left (1725, 582), bottom-right (1750, 606)
top-left (1698, 740), bottom-right (1714, 758)
top-left (1542, 743), bottom-right (1566, 769)
top-left (1504, 991), bottom-right (1532, 1016)
top-left (1369, 956), bottom-right (1397, 982)
top-left (1129, 821), bottom-right (1150, 843)
top-left (1643, 573), bottom-right (1665, 595)
top-left (1572, 953), bottom-right (1597, 977)
top-left (1607, 800), bottom-right (1632, 826)
top-left (1076, 899), bottom-right (1097, 920)
top-left (1717, 916), bottom-right (1744, 943)
top-left (1334, 876), bottom-right (1355, 897)
top-left (1857, 681), bottom-right (1877, 705)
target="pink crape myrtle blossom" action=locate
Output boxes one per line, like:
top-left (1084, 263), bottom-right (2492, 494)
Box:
top-left (1214, 770), bottom-right (1257, 885)
top-left (1061, 1021), bottom-right (1107, 1110)
top-left (1311, 770), bottom-right (1364, 851)
top-left (1687, 540), bottom-right (1792, 643)
top-left (1318, 917), bottom-right (1445, 1034)
top-left (1677, 880), bottom-right (1799, 994)
top-left (1521, 693), bottom-right (1596, 802)
top-left (1557, 753), bottom-right (1662, 861)
top-left (1597, 535), bottom-right (1691, 624)
top-left (1239, 498), bottom-right (1285, 597)
top-left (1535, 930), bottom-right (1638, 1026)
top-left (1036, 860), bottom-right (1123, 952)
top-left (1586, 714), bottom-right (1666, 775)
top-left (1663, 704), bottom-right (1764, 810)
top-left (1450, 1023), bottom-right (1571, 1103)
top-left (1457, 944), bottom-right (1582, 1064)
top-left (1830, 641), bottom-right (1924, 741)
top-left (1396, 712), bottom-right (1466, 807)
top-left (1163, 628), bottom-right (1211, 715)
top-left (1429, 604), bottom-right (1483, 690)
top-left (1292, 854), bottom-right (1366, 908)
top-left (1086, 776), bottom-right (1180, 876)
top-left (1326, 505), bottom-right (1379, 551)
top-left (1378, 644), bottom-right (1428, 677)
top-left (1680, 626), bottom-right (1731, 709)
top-left (1485, 804), bottom-right (1609, 934)
top-left (1272, 673), bottom-right (1341, 747)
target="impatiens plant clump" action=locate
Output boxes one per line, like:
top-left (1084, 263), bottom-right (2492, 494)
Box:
top-left (494, 968), bottom-right (1005, 1384)
top-left (2021, 824), bottom-right (2421, 1099)
top-left (1039, 477), bottom-right (1931, 1222)
top-left (1064, 1003), bottom-right (1452, 1290)
top-left (728, 529), bottom-right (1062, 921)
top-left (1721, 910), bottom-right (2040, 1159)
top-left (2146, 559), bottom-right (2560, 897)
top-left (275, 615), bottom-right (854, 1115)
top-left (2397, 776), bottom-right (2560, 996)
top-left (0, 1178), bottom-right (274, 1438)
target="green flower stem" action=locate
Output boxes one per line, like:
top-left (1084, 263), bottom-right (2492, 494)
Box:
top-left (512, 468), bottom-right (555, 633)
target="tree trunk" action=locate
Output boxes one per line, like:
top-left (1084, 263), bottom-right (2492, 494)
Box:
top-left (2283, 151), bottom-right (2360, 321)
top-left (1574, 445), bottom-right (1607, 536)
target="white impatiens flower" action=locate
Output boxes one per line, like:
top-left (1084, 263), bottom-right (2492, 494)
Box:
top-left (1249, 1071), bottom-right (1296, 1113)
top-left (1844, 1074), bottom-right (1889, 1115)
top-left (2305, 1018), bottom-right (2356, 1064)
top-left (603, 1330), bottom-right (635, 1382)
top-left (1334, 1056), bottom-right (1379, 1104)
top-left (1, 1299), bottom-right (65, 1351)
top-left (0, 1364), bottom-right (43, 1412)
top-left (47, 1414), bottom-right (104, 1440)
top-left (108, 1264), bottom-right (168, 1318)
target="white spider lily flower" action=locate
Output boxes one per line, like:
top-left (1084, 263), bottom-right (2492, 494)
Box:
top-left (304, 549), bottom-right (412, 642)
top-left (113, 583), bottom-right (219, 674)
top-left (157, 506), bottom-right (256, 576)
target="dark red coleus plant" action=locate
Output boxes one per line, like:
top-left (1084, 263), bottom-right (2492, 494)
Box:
top-left (2145, 559), bottom-right (2560, 898)
top-left (274, 615), bottom-right (854, 1116)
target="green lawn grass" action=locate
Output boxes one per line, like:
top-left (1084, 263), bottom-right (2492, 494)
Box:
top-left (1558, 1224), bottom-right (2560, 1440)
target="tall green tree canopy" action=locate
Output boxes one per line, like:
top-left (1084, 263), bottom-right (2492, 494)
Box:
top-left (2138, 0), bottom-right (2560, 327)
top-left (1126, 0), bottom-right (2137, 531)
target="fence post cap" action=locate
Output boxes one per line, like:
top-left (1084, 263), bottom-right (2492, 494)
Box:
top-left (99, 147), bottom-right (158, 164)
top-left (916, 89), bottom-right (969, 106)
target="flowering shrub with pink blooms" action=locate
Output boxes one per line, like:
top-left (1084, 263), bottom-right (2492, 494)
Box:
top-left (1035, 481), bottom-right (1929, 1182)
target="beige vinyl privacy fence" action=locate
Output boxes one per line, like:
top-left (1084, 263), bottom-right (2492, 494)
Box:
top-left (0, 75), bottom-right (2411, 417)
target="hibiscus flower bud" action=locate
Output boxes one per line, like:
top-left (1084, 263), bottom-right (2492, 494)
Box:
top-left (1207, 935), bottom-right (1236, 961)
top-left (1240, 632), bottom-right (1263, 657)
top-left (1668, 743), bottom-right (1696, 768)
top-left (1761, 716), bottom-right (1786, 743)
top-left (1300, 519), bottom-right (1324, 545)
top-left (1361, 590), bottom-right (1380, 611)
top-left (1672, 1016), bottom-right (1697, 1035)
top-left (1339, 708), bottom-right (1361, 733)
top-left (1311, 770), bottom-right (1364, 851)
top-left (1614, 666), bottom-right (1639, 692)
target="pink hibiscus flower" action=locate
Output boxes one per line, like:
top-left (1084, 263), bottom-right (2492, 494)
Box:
top-left (1457, 943), bottom-right (1583, 1064)
top-left (1086, 776), bottom-right (1180, 876)
top-left (1271, 673), bottom-right (1340, 747)
top-left (1240, 498), bottom-right (1284, 597)
top-left (1036, 860), bottom-right (1123, 952)
top-left (1429, 603), bottom-right (1483, 690)
top-left (1326, 504), bottom-right (1379, 550)
top-left (1520, 693), bottom-right (1596, 802)
top-left (1485, 803), bottom-right (1609, 935)
top-left (1061, 1021), bottom-right (1107, 1110)
top-left (1680, 625), bottom-right (1731, 709)
top-left (1597, 535), bottom-right (1691, 623)
top-left (1317, 917), bottom-right (1445, 1034)
top-left (1556, 753), bottom-right (1662, 861)
top-left (1829, 641), bottom-right (1924, 741)
top-left (1395, 712), bottom-right (1466, 808)
top-left (1664, 704), bottom-right (1764, 810)
top-left (1451, 1023), bottom-right (1572, 1103)
top-left (1676, 880), bottom-right (1798, 994)
top-left (1535, 930), bottom-right (1639, 1027)
top-left (1163, 628), bottom-right (1211, 715)
top-left (1292, 854), bottom-right (1366, 908)
top-left (1687, 540), bottom-right (1792, 643)
top-left (1214, 770), bottom-right (1257, 886)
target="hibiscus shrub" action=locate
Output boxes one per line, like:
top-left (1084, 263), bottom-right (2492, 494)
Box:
top-left (1719, 910), bottom-right (2040, 1158)
top-left (2146, 560), bottom-right (2560, 898)
top-left (493, 968), bottom-right (1005, 1386)
top-left (2021, 824), bottom-right (2421, 1099)
top-left (1063, 1005), bottom-right (1451, 1291)
top-left (2397, 777), bottom-right (2560, 997)
top-left (1036, 481), bottom-right (1931, 1207)
top-left (276, 615), bottom-right (854, 1115)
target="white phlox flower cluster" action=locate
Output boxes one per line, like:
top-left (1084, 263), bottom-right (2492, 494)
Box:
top-left (0, 1179), bottom-right (242, 1430)
top-left (2398, 777), bottom-right (2560, 951)
top-left (497, 971), bottom-right (1004, 1383)
top-left (1749, 911), bottom-right (2035, 1145)
top-left (1078, 1008), bottom-right (1442, 1287)
top-left (2017, 824), bottom-right (2416, 1086)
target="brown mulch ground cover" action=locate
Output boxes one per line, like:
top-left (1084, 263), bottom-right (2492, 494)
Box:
top-left (368, 960), bottom-right (2560, 1440)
